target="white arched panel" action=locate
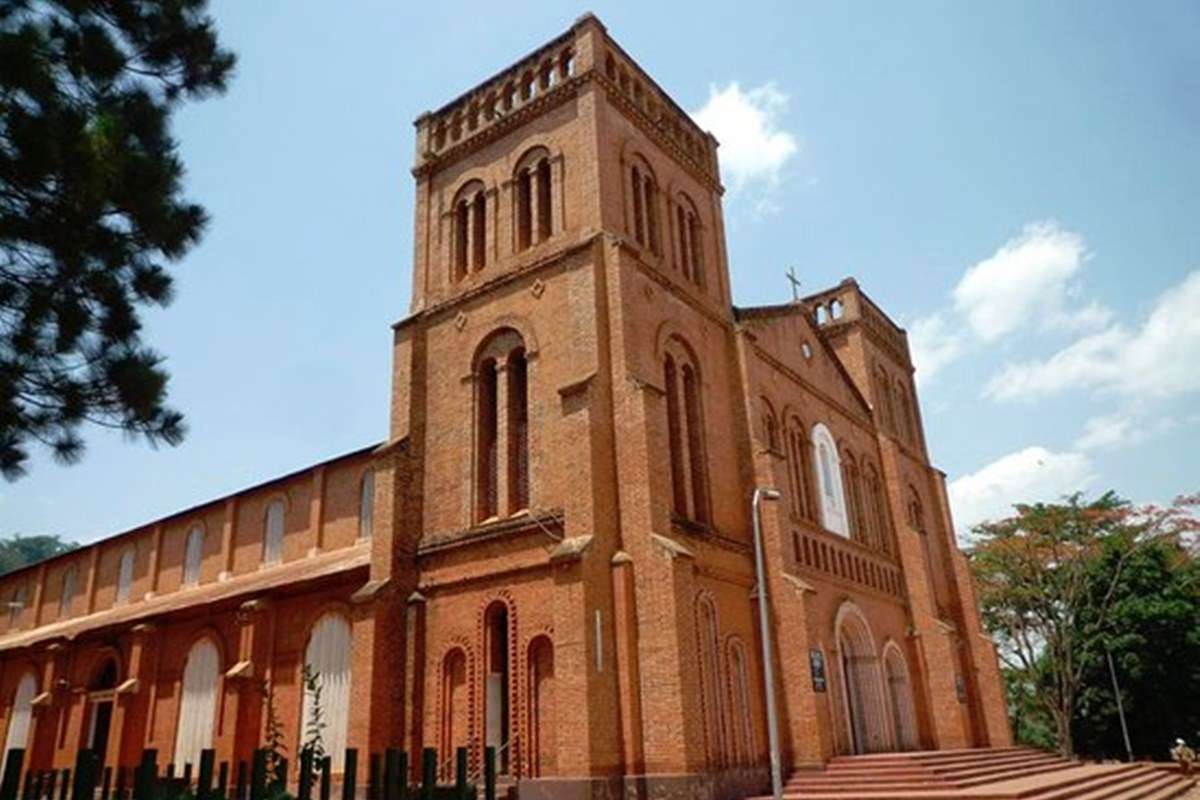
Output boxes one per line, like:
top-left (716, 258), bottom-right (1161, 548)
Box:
top-left (3, 672), bottom-right (38, 766)
top-left (359, 471), bottom-right (375, 540)
top-left (812, 423), bottom-right (849, 536)
top-left (302, 613), bottom-right (352, 771)
top-left (173, 639), bottom-right (220, 769)
top-left (116, 548), bottom-right (135, 604)
top-left (184, 526), bottom-right (204, 586)
top-left (263, 501), bottom-right (285, 565)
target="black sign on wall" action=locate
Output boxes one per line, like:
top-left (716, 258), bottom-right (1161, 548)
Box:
top-left (809, 649), bottom-right (827, 693)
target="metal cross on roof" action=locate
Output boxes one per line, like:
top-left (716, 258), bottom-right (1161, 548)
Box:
top-left (786, 267), bottom-right (802, 301)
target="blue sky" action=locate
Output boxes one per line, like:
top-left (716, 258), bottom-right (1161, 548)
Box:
top-left (4, 1), bottom-right (1198, 543)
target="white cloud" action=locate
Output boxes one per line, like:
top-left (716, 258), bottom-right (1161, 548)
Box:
top-left (691, 82), bottom-right (798, 192)
top-left (948, 446), bottom-right (1096, 538)
top-left (985, 270), bottom-right (1200, 402)
top-left (952, 221), bottom-right (1110, 342)
top-left (908, 312), bottom-right (967, 384)
top-left (1073, 409), bottom-right (1177, 451)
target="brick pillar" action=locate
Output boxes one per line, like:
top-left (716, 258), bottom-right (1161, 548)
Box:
top-left (610, 553), bottom-right (644, 774)
top-left (347, 588), bottom-right (402, 754)
top-left (877, 437), bottom-right (968, 749)
top-left (28, 643), bottom-right (68, 770)
top-left (110, 623), bottom-right (157, 768)
top-left (229, 598), bottom-right (273, 765)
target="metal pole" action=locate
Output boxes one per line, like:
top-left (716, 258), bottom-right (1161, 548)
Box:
top-left (1105, 646), bottom-right (1133, 762)
top-left (752, 487), bottom-right (783, 800)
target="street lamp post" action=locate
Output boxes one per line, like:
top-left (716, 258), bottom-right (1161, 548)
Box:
top-left (752, 487), bottom-right (783, 800)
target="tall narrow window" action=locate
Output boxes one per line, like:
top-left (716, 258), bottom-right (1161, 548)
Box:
top-left (728, 641), bottom-right (754, 766)
top-left (359, 469), bottom-right (375, 539)
top-left (476, 358), bottom-right (499, 521)
top-left (303, 613), bottom-right (352, 771)
top-left (263, 500), bottom-right (285, 565)
top-left (475, 329), bottom-right (530, 523)
top-left (868, 465), bottom-right (891, 554)
top-left (454, 200), bottom-right (469, 280)
top-left (517, 168), bottom-right (533, 251)
top-left (812, 424), bottom-right (849, 536)
top-left (59, 564), bottom-right (77, 618)
top-left (472, 193), bottom-right (487, 270)
top-left (116, 548), bottom-right (135, 604)
top-left (183, 525), bottom-right (204, 587)
top-left (683, 365), bottom-right (709, 524)
top-left (631, 166), bottom-right (644, 245)
top-left (173, 638), bottom-right (219, 770)
top-left (787, 421), bottom-right (817, 522)
top-left (7, 585), bottom-right (25, 626)
top-left (688, 212), bottom-right (704, 288)
top-left (696, 596), bottom-right (726, 768)
top-left (664, 356), bottom-right (687, 517)
top-left (663, 340), bottom-right (709, 525)
top-left (507, 349), bottom-right (530, 512)
top-left (676, 205), bottom-right (690, 279)
top-left (536, 159), bottom-right (552, 241)
top-left (842, 453), bottom-right (867, 543)
top-left (642, 176), bottom-right (658, 253)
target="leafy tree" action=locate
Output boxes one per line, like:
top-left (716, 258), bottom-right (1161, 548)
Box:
top-left (1072, 533), bottom-right (1200, 760)
top-left (300, 664), bottom-right (326, 785)
top-left (970, 491), bottom-right (1199, 756)
top-left (0, 0), bottom-right (236, 479)
top-left (261, 677), bottom-right (288, 790)
top-left (0, 532), bottom-right (76, 574)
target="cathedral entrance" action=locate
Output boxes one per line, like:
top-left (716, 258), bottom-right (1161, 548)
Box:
top-left (836, 607), bottom-right (889, 754)
top-left (483, 602), bottom-right (510, 774)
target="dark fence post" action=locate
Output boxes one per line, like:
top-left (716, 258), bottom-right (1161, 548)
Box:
top-left (197, 751), bottom-right (215, 800)
top-left (483, 748), bottom-right (495, 800)
top-left (298, 750), bottom-right (313, 800)
top-left (216, 763), bottom-right (228, 800)
top-left (101, 766), bottom-right (113, 800)
top-left (367, 755), bottom-right (379, 800)
top-left (57, 769), bottom-right (69, 800)
top-left (273, 759), bottom-right (286, 796)
top-left (318, 758), bottom-right (330, 800)
top-left (419, 749), bottom-right (434, 800)
top-left (20, 763), bottom-right (32, 800)
top-left (395, 753), bottom-right (408, 800)
top-left (114, 767), bottom-right (127, 800)
top-left (248, 751), bottom-right (266, 800)
top-left (456, 748), bottom-right (469, 800)
top-left (44, 771), bottom-right (56, 800)
top-left (70, 750), bottom-right (99, 800)
top-left (340, 751), bottom-right (357, 800)
top-left (0, 748), bottom-right (24, 800)
top-left (133, 750), bottom-right (158, 800)
top-left (235, 762), bottom-right (247, 800)
top-left (383, 750), bottom-right (398, 800)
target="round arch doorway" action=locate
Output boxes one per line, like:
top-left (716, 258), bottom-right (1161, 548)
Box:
top-left (835, 605), bottom-right (890, 754)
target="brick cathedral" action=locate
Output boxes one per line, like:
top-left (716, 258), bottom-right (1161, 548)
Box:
top-left (0, 15), bottom-right (1011, 800)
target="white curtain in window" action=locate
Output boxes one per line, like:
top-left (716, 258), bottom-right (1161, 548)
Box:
top-left (263, 501), bottom-right (285, 564)
top-left (3, 672), bottom-right (38, 768)
top-left (116, 548), bottom-right (135, 603)
top-left (173, 639), bottom-right (220, 769)
top-left (812, 423), bottom-right (849, 536)
top-left (301, 613), bottom-right (352, 771)
top-left (359, 470), bottom-right (375, 539)
top-left (184, 526), bottom-right (204, 586)
top-left (8, 585), bottom-right (25, 625)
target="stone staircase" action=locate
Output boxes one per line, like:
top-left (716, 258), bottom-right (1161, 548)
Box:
top-left (755, 747), bottom-right (1196, 799)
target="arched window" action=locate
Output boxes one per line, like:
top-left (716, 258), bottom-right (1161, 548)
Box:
top-left (662, 338), bottom-right (709, 524)
top-left (7, 584), bottom-right (25, 627)
top-left (675, 194), bottom-right (704, 288)
top-left (174, 638), bottom-right (220, 770)
top-left (359, 469), bottom-right (375, 539)
top-left (59, 564), bottom-right (77, 618)
top-left (183, 525), bottom-right (204, 587)
top-left (786, 418), bottom-right (817, 522)
top-left (515, 148), bottom-right (554, 252)
top-left (526, 636), bottom-right (555, 777)
top-left (453, 181), bottom-right (487, 279)
top-left (116, 547), bottom-right (135, 604)
top-left (695, 596), bottom-right (726, 768)
top-left (896, 381), bottom-right (918, 446)
top-left (728, 640), bottom-right (754, 766)
top-left (883, 644), bottom-right (919, 750)
top-left (875, 368), bottom-right (895, 433)
top-left (841, 451), bottom-right (867, 543)
top-left (812, 424), bottom-right (849, 536)
top-left (474, 329), bottom-right (530, 522)
top-left (440, 648), bottom-right (469, 776)
top-left (628, 157), bottom-right (659, 253)
top-left (630, 164), bottom-right (644, 245)
top-left (761, 400), bottom-right (779, 452)
top-left (907, 487), bottom-right (925, 532)
top-left (3, 672), bottom-right (38, 770)
top-left (263, 500), bottom-right (285, 565)
top-left (866, 464), bottom-right (891, 554)
top-left (302, 612), bottom-right (352, 771)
